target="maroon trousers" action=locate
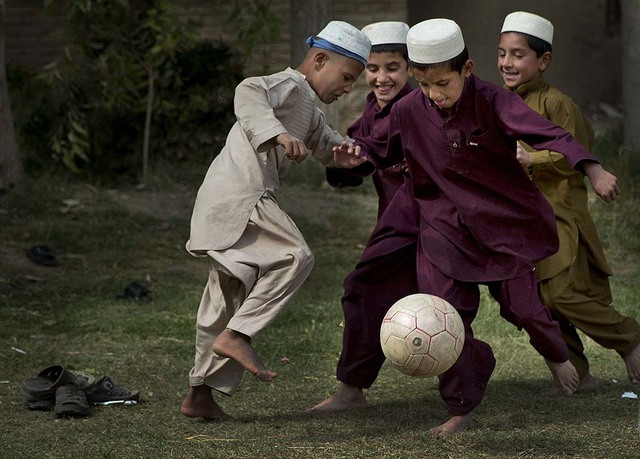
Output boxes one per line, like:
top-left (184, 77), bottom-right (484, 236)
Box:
top-left (337, 180), bottom-right (569, 417)
top-left (336, 182), bottom-right (419, 388)
top-left (417, 246), bottom-right (569, 416)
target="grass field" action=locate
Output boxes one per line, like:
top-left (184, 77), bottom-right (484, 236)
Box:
top-left (1, 152), bottom-right (640, 458)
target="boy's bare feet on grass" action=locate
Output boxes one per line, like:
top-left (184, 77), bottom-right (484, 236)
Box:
top-left (545, 359), bottom-right (579, 395)
top-left (429, 415), bottom-right (473, 437)
top-left (544, 372), bottom-right (596, 396)
top-left (307, 383), bottom-right (367, 412)
top-left (213, 328), bottom-right (277, 382)
top-left (181, 385), bottom-right (231, 420)
top-left (623, 342), bottom-right (640, 384)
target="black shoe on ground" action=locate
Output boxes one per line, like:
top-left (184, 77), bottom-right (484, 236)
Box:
top-left (84, 376), bottom-right (140, 405)
top-left (26, 245), bottom-right (59, 267)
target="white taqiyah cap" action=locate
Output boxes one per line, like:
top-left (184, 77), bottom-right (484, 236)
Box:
top-left (315, 20), bottom-right (371, 66)
top-left (362, 21), bottom-right (410, 45)
top-left (501, 11), bottom-right (554, 45)
top-left (407, 19), bottom-right (465, 64)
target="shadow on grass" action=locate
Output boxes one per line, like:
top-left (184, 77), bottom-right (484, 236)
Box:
top-left (225, 374), bottom-right (637, 427)
top-left (174, 378), bottom-right (639, 458)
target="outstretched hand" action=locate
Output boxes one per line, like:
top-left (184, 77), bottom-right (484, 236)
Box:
top-left (277, 133), bottom-right (308, 163)
top-left (333, 141), bottom-right (368, 169)
top-left (516, 141), bottom-right (532, 168)
top-left (583, 162), bottom-right (621, 203)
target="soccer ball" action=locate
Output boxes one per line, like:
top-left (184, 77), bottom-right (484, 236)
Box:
top-left (380, 293), bottom-right (465, 378)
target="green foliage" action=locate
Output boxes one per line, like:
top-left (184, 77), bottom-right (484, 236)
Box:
top-left (5, 65), bottom-right (60, 172)
top-left (8, 0), bottom-right (244, 182)
top-left (7, 0), bottom-right (288, 182)
top-left (38, 0), bottom-right (195, 178)
top-left (164, 40), bottom-right (243, 161)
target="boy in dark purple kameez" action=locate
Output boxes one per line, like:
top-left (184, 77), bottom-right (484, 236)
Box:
top-left (328, 19), bottom-right (621, 436)
top-left (310, 22), bottom-right (420, 412)
top-left (325, 21), bottom-right (413, 218)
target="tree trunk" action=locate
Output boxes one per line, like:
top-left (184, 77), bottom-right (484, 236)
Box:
top-left (0, 0), bottom-right (23, 190)
top-left (289, 0), bottom-right (339, 129)
top-left (621, 0), bottom-right (640, 154)
top-left (141, 67), bottom-right (154, 184)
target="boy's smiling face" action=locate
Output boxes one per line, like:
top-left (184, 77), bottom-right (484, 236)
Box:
top-left (411, 60), bottom-right (472, 111)
top-left (498, 32), bottom-right (551, 88)
top-left (365, 51), bottom-right (409, 108)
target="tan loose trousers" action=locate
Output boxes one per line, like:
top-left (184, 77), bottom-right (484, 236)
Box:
top-left (188, 194), bottom-right (314, 395)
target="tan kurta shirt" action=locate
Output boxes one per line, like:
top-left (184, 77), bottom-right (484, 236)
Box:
top-left (511, 75), bottom-right (612, 280)
top-left (188, 67), bottom-right (343, 252)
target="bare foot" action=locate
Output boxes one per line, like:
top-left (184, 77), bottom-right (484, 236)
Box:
top-left (543, 372), bottom-right (596, 396)
top-left (212, 328), bottom-right (277, 382)
top-left (545, 359), bottom-right (579, 395)
top-left (307, 383), bottom-right (367, 412)
top-left (429, 415), bottom-right (474, 437)
top-left (180, 385), bottom-right (231, 420)
top-left (623, 342), bottom-right (640, 384)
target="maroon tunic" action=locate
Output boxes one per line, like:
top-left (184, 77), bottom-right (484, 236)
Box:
top-left (326, 84), bottom-right (414, 218)
top-left (358, 74), bottom-right (599, 283)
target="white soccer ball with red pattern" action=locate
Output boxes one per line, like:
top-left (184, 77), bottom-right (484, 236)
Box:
top-left (380, 293), bottom-right (465, 377)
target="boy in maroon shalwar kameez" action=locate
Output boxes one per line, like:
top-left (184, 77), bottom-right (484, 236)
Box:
top-left (325, 21), bottom-right (413, 218)
top-left (333, 19), bottom-right (621, 436)
top-left (310, 22), bottom-right (420, 412)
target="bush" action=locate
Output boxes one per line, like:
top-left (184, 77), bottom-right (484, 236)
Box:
top-left (6, 65), bottom-right (58, 173)
top-left (8, 0), bottom-right (244, 183)
top-left (160, 40), bottom-right (243, 163)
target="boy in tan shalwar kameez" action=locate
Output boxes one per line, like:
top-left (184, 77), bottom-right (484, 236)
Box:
top-left (180, 21), bottom-right (371, 420)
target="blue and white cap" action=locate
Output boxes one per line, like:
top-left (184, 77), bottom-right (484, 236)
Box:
top-left (407, 18), bottom-right (465, 64)
top-left (308, 20), bottom-right (371, 66)
top-left (501, 11), bottom-right (554, 45)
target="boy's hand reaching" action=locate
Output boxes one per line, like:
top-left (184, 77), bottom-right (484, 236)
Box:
top-left (333, 141), bottom-right (368, 169)
top-left (583, 162), bottom-right (621, 203)
top-left (277, 133), bottom-right (308, 163)
top-left (516, 141), bottom-right (533, 168)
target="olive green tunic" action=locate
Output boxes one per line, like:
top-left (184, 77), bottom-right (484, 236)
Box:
top-left (514, 75), bottom-right (610, 281)
top-left (511, 75), bottom-right (640, 377)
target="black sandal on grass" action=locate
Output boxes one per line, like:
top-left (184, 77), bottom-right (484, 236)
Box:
top-left (26, 245), bottom-right (59, 267)
top-left (21, 365), bottom-right (79, 411)
top-left (54, 384), bottom-right (91, 418)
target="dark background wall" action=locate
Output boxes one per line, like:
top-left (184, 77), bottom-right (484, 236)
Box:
top-left (408, 0), bottom-right (622, 111)
top-left (6, 1), bottom-right (621, 125)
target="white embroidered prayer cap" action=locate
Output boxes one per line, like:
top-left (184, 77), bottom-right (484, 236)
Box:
top-left (407, 18), bottom-right (465, 64)
top-left (317, 20), bottom-right (371, 65)
top-left (362, 21), bottom-right (409, 45)
top-left (501, 11), bottom-right (554, 45)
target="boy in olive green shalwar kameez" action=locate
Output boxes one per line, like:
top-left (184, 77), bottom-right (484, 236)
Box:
top-left (498, 11), bottom-right (640, 391)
